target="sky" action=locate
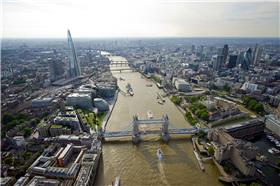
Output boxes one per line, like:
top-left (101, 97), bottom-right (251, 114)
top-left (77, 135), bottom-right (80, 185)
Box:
top-left (2, 0), bottom-right (280, 38)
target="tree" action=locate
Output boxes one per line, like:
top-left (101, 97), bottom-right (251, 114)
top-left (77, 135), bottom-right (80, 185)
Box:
top-left (208, 146), bottom-right (215, 155)
top-left (171, 96), bottom-right (181, 105)
top-left (4, 156), bottom-right (13, 166)
top-left (2, 113), bottom-right (15, 124)
top-left (249, 182), bottom-right (260, 186)
top-left (23, 128), bottom-right (32, 137)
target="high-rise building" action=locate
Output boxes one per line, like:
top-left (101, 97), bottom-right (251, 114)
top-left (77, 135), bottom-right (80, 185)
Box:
top-left (222, 44), bottom-right (229, 64)
top-left (67, 30), bottom-right (81, 78)
top-left (241, 48), bottom-right (253, 71)
top-left (227, 55), bottom-right (238, 68)
top-left (237, 51), bottom-right (245, 66)
top-left (191, 45), bottom-right (195, 53)
top-left (252, 44), bottom-right (262, 66)
top-left (213, 55), bottom-right (224, 71)
top-left (49, 58), bottom-right (64, 82)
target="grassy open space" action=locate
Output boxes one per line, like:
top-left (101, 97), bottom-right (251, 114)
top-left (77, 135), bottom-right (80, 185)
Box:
top-left (77, 109), bottom-right (105, 131)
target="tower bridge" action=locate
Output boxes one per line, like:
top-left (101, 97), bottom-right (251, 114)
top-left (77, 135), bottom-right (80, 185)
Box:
top-left (100, 114), bottom-right (208, 144)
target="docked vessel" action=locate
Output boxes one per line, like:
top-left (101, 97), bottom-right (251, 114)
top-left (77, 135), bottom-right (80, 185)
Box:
top-left (268, 147), bottom-right (280, 154)
top-left (156, 83), bottom-right (163, 89)
top-left (147, 110), bottom-right (153, 119)
top-left (157, 148), bottom-right (164, 160)
top-left (126, 83), bottom-right (134, 96)
top-left (157, 92), bottom-right (165, 103)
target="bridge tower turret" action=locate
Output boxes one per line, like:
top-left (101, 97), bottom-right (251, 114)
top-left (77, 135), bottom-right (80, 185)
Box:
top-left (132, 115), bottom-right (140, 144)
top-left (162, 114), bottom-right (170, 143)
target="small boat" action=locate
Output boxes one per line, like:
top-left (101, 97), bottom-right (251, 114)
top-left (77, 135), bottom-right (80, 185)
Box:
top-left (158, 100), bottom-right (164, 105)
top-left (113, 176), bottom-right (120, 186)
top-left (119, 77), bottom-right (125, 81)
top-left (147, 110), bottom-right (153, 119)
top-left (157, 148), bottom-right (164, 160)
top-left (129, 90), bottom-right (134, 96)
top-left (146, 83), bottom-right (153, 87)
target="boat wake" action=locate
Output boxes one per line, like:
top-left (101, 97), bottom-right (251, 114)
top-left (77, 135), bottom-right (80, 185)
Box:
top-left (157, 159), bottom-right (170, 186)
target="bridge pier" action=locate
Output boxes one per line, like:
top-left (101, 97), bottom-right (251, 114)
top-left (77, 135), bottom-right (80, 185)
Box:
top-left (162, 114), bottom-right (170, 143)
top-left (132, 115), bottom-right (140, 144)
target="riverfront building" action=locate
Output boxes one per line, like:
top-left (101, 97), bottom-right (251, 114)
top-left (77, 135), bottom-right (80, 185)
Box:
top-left (66, 93), bottom-right (93, 109)
top-left (208, 128), bottom-right (257, 176)
top-left (225, 119), bottom-right (265, 140)
top-left (265, 114), bottom-right (280, 137)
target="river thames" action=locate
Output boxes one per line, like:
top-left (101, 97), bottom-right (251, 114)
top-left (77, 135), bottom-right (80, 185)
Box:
top-left (94, 56), bottom-right (222, 186)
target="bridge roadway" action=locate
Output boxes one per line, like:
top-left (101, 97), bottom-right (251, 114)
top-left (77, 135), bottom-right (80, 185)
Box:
top-left (102, 128), bottom-right (208, 138)
top-left (110, 68), bottom-right (131, 71)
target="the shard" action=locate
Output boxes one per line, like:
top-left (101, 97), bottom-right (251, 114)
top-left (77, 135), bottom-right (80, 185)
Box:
top-left (67, 29), bottom-right (81, 78)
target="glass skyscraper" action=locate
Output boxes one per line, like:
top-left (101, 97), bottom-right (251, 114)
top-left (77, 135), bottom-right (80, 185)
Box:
top-left (67, 29), bottom-right (81, 78)
top-left (241, 48), bottom-right (253, 71)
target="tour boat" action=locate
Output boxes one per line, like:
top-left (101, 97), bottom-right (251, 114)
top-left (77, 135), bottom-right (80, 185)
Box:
top-left (129, 90), bottom-right (134, 96)
top-left (147, 110), bottom-right (153, 119)
top-left (113, 176), bottom-right (120, 186)
top-left (268, 148), bottom-right (280, 154)
top-left (157, 148), bottom-right (164, 160)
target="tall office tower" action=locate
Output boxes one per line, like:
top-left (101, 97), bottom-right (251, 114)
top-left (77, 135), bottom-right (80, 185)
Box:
top-left (213, 55), bottom-right (224, 71)
top-left (227, 55), bottom-right (238, 68)
top-left (67, 29), bottom-right (81, 78)
top-left (222, 44), bottom-right (229, 64)
top-left (241, 48), bottom-right (253, 71)
top-left (191, 45), bottom-right (195, 53)
top-left (237, 51), bottom-right (244, 66)
top-left (253, 44), bottom-right (262, 66)
top-left (49, 58), bottom-right (65, 82)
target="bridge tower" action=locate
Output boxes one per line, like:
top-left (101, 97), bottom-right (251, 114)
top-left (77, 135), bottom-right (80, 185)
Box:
top-left (132, 115), bottom-right (140, 144)
top-left (162, 114), bottom-right (170, 143)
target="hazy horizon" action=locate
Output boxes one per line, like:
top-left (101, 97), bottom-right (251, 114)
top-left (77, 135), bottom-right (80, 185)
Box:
top-left (3, 0), bottom-right (280, 38)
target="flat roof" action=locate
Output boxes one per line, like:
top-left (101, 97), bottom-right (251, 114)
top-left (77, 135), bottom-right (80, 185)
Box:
top-left (58, 144), bottom-right (73, 160)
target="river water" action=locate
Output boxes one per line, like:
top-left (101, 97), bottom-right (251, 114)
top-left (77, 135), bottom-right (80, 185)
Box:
top-left (94, 56), bottom-right (222, 186)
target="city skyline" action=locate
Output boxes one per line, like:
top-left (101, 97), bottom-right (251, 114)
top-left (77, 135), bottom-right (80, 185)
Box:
top-left (2, 0), bottom-right (279, 38)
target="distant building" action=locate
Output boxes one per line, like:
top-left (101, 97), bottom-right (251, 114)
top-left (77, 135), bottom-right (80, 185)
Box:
top-left (252, 44), bottom-right (262, 66)
top-left (227, 55), bottom-right (238, 68)
top-left (49, 58), bottom-right (64, 82)
top-left (213, 55), bottom-right (224, 71)
top-left (222, 44), bottom-right (229, 64)
top-left (241, 48), bottom-right (253, 71)
top-left (241, 82), bottom-right (258, 92)
top-left (265, 114), bottom-right (280, 137)
top-left (173, 78), bottom-right (192, 92)
top-left (67, 30), bottom-right (81, 78)
top-left (66, 93), bottom-right (93, 109)
top-left (31, 97), bottom-right (53, 108)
